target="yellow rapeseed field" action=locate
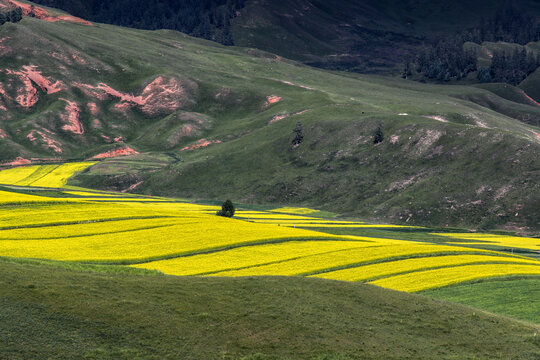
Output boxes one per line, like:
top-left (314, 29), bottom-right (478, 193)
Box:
top-left (369, 264), bottom-right (540, 292)
top-left (132, 240), bottom-right (375, 275)
top-left (1, 162), bottom-right (539, 293)
top-left (432, 233), bottom-right (540, 251)
top-left (0, 215), bottom-right (350, 262)
top-left (312, 254), bottom-right (539, 282)
top-left (208, 244), bottom-right (498, 277)
top-left (0, 190), bottom-right (63, 203)
top-left (0, 162), bottom-right (96, 188)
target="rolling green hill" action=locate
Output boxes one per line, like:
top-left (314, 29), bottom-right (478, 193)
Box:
top-left (0, 1), bottom-right (539, 232)
top-left (1, 258), bottom-right (539, 359)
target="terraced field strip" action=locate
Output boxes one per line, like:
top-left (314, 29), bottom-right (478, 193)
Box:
top-left (269, 207), bottom-right (319, 215)
top-left (286, 224), bottom-right (418, 228)
top-left (0, 215), bottom-right (352, 262)
top-left (0, 166), bottom-right (40, 185)
top-left (207, 243), bottom-right (500, 277)
top-left (232, 214), bottom-right (322, 220)
top-left (14, 165), bottom-right (60, 186)
top-left (0, 217), bottom-right (181, 240)
top-left (62, 191), bottom-right (128, 197)
top-left (312, 254), bottom-right (540, 282)
top-left (29, 162), bottom-right (97, 187)
top-left (0, 190), bottom-right (69, 203)
top-left (369, 264), bottom-right (540, 292)
top-left (131, 240), bottom-right (376, 275)
top-left (0, 203), bottom-right (183, 228)
top-left (431, 233), bottom-right (540, 251)
top-left (0, 162), bottom-right (96, 188)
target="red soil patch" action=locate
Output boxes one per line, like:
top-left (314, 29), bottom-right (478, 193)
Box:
top-left (27, 129), bottom-right (63, 153)
top-left (3, 65), bottom-right (64, 108)
top-left (535, 132), bottom-right (540, 140)
top-left (267, 95), bottom-right (282, 104)
top-left (122, 181), bottom-right (143, 193)
top-left (268, 109), bottom-right (310, 124)
top-left (19, 65), bottom-right (64, 94)
top-left (0, 128), bottom-right (7, 138)
top-left (521, 90), bottom-right (540, 107)
top-left (140, 76), bottom-right (185, 115)
top-left (60, 98), bottom-right (84, 135)
top-left (7, 0), bottom-right (92, 25)
top-left (87, 102), bottom-right (99, 115)
top-left (5, 69), bottom-right (38, 108)
top-left (180, 138), bottom-right (222, 151)
top-left (75, 76), bottom-right (187, 116)
top-left (92, 119), bottom-right (102, 128)
top-left (2, 157), bottom-right (31, 166)
top-left (91, 146), bottom-right (139, 159)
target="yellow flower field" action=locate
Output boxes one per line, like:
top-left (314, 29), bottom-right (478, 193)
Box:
top-left (432, 233), bottom-right (540, 251)
top-left (132, 240), bottom-right (375, 275)
top-left (0, 217), bottom-right (181, 240)
top-left (1, 162), bottom-right (539, 293)
top-left (0, 190), bottom-right (64, 203)
top-left (0, 215), bottom-right (350, 262)
top-left (208, 244), bottom-right (499, 277)
top-left (0, 162), bottom-right (96, 188)
top-left (313, 254), bottom-right (539, 282)
top-left (369, 264), bottom-right (540, 292)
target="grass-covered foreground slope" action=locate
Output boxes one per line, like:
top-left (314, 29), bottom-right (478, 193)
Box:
top-left (0, 1), bottom-right (539, 231)
top-left (1, 260), bottom-right (540, 360)
top-left (422, 278), bottom-right (540, 324)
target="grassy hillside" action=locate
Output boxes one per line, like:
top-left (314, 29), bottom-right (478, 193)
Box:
top-left (0, 2), bottom-right (539, 231)
top-left (2, 259), bottom-right (539, 359)
top-left (422, 278), bottom-right (540, 323)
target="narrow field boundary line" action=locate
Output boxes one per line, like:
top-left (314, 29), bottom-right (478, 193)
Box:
top-left (0, 223), bottom-right (183, 240)
top-left (342, 260), bottom-right (540, 283)
top-left (300, 250), bottom-right (536, 277)
top-left (80, 237), bottom-right (378, 265)
top-left (417, 274), bottom-right (540, 293)
top-left (187, 245), bottom-right (382, 276)
top-left (0, 216), bottom-right (179, 231)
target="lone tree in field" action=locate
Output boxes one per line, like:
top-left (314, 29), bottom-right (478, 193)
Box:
top-left (373, 124), bottom-right (384, 144)
top-left (292, 122), bottom-right (304, 147)
top-left (217, 199), bottom-right (235, 217)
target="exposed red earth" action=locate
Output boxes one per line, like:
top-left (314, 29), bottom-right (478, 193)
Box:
top-left (59, 98), bottom-right (84, 134)
top-left (2, 157), bottom-right (31, 166)
top-left (0, 128), bottom-right (7, 138)
top-left (27, 129), bottom-right (63, 153)
top-left (74, 76), bottom-right (187, 115)
top-left (521, 89), bottom-right (540, 107)
top-left (180, 138), bottom-right (222, 151)
top-left (87, 102), bottom-right (99, 115)
top-left (6, 0), bottom-right (93, 25)
top-left (91, 146), bottom-right (139, 159)
top-left (1, 65), bottom-right (64, 108)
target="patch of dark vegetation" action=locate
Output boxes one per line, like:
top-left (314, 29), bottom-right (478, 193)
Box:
top-left (31, 0), bottom-right (245, 45)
